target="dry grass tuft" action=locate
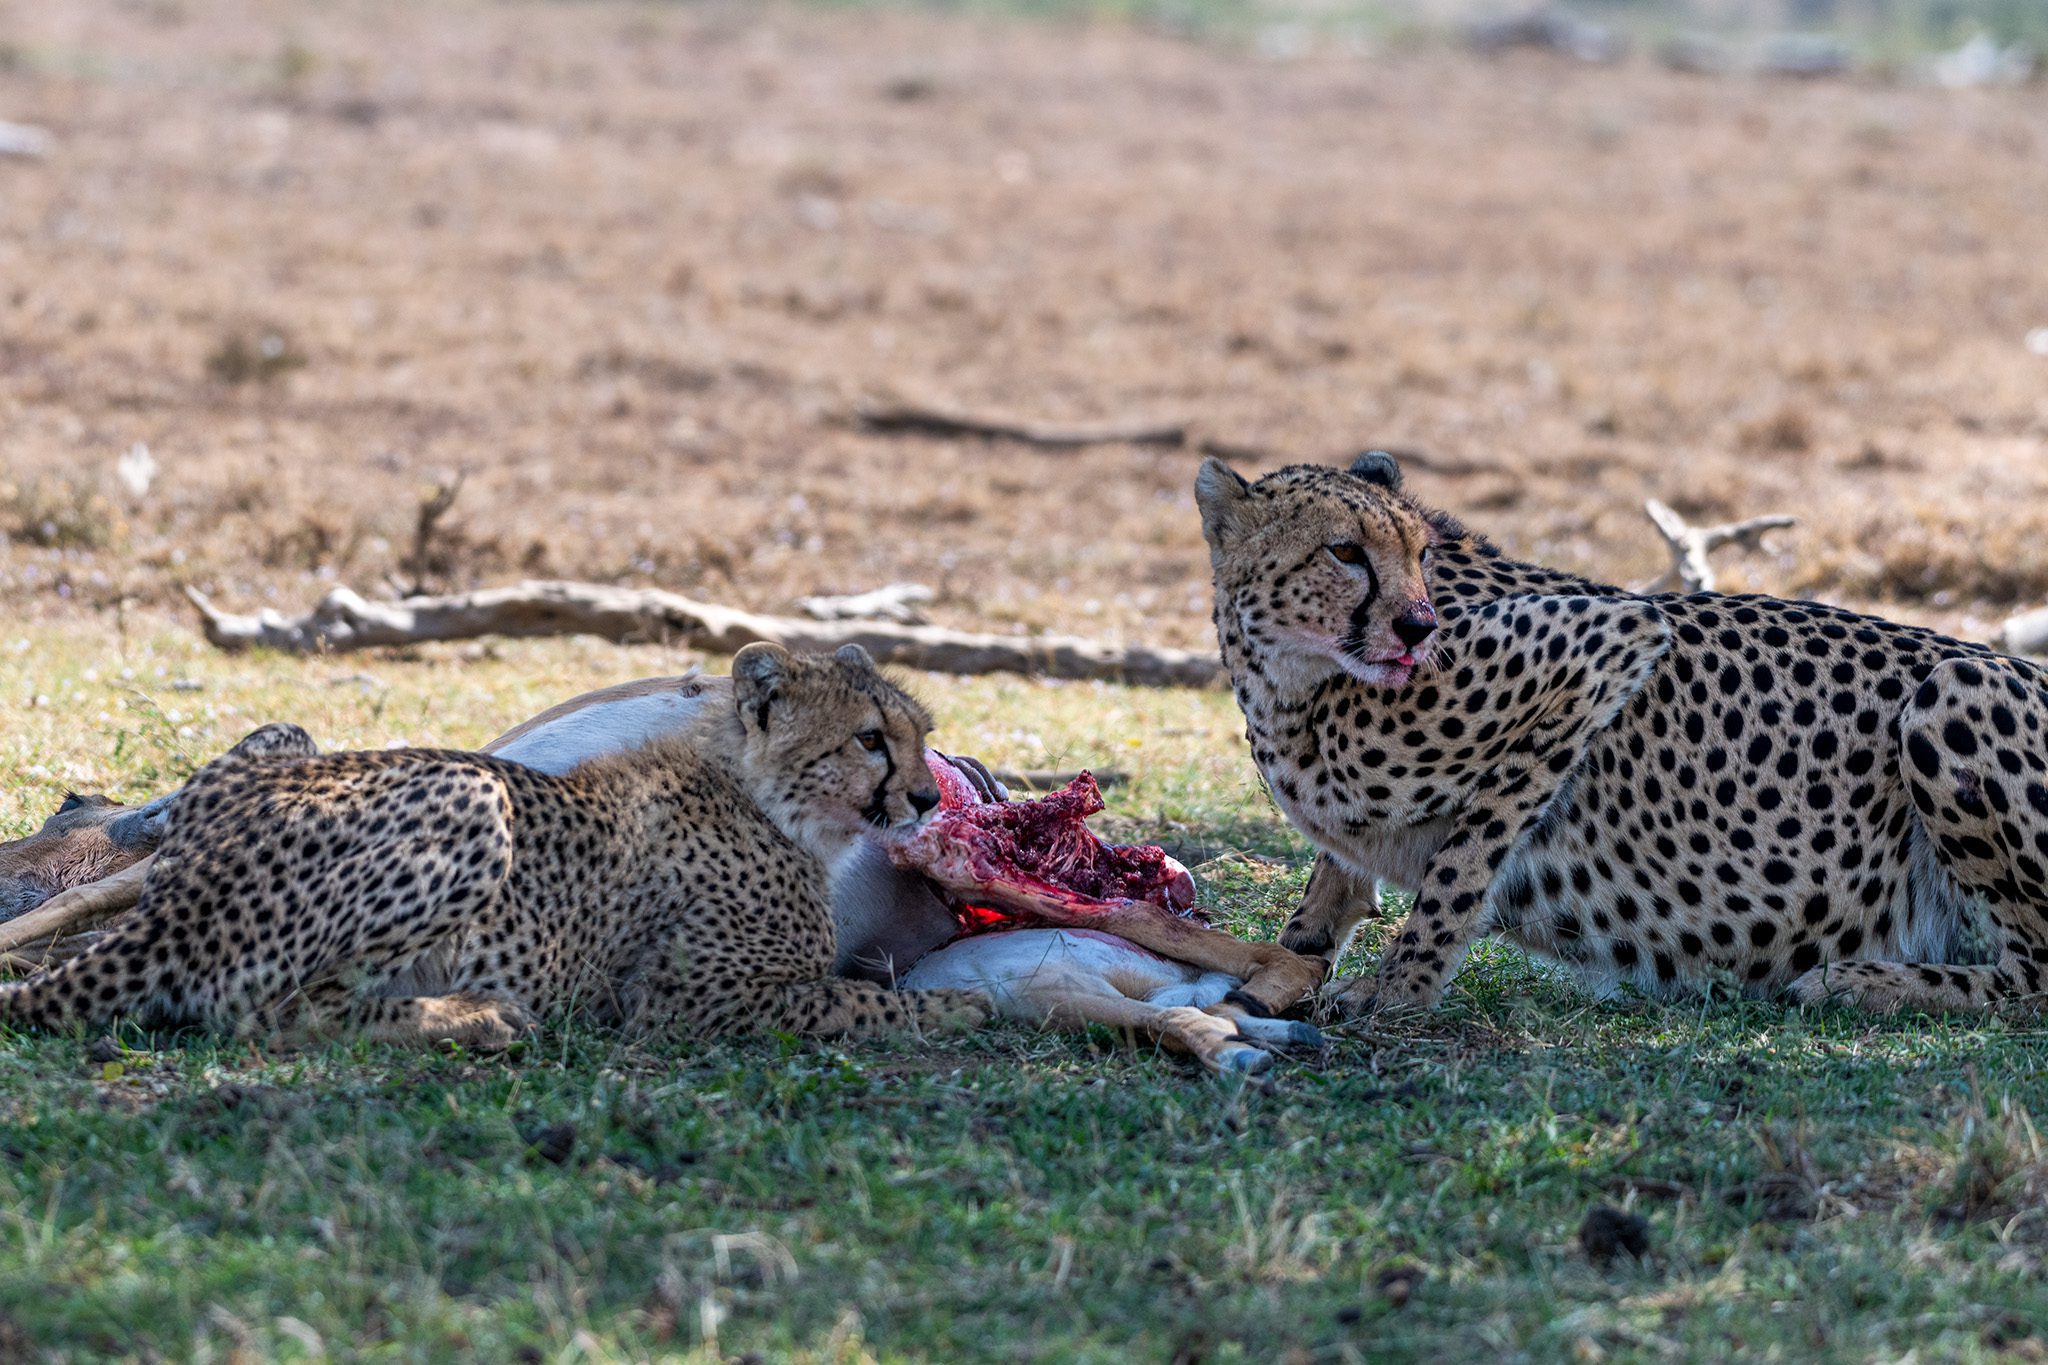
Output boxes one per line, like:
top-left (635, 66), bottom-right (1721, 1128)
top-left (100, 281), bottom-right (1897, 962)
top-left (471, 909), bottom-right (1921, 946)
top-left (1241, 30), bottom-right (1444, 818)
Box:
top-left (1728, 1122), bottom-right (1827, 1222)
top-left (1934, 1093), bottom-right (2047, 1234)
top-left (2, 478), bottom-right (122, 550)
top-left (203, 331), bottom-right (309, 387)
top-left (1739, 405), bottom-right (1815, 455)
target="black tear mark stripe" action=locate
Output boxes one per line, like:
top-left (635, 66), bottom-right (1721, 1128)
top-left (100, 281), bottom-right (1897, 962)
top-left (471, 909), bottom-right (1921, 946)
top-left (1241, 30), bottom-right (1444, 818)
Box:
top-left (1347, 543), bottom-right (1382, 643)
top-left (863, 701), bottom-right (895, 826)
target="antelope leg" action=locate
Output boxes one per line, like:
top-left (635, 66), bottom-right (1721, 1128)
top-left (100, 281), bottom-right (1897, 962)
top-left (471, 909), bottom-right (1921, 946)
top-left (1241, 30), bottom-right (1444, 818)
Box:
top-left (0, 854), bottom-right (154, 956)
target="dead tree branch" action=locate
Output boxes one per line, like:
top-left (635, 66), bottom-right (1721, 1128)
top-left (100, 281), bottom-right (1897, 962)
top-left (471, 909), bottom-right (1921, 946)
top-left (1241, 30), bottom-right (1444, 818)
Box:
top-left (856, 400), bottom-right (1187, 449)
top-left (185, 581), bottom-right (1225, 687)
top-left (854, 409), bottom-right (1507, 480)
top-left (796, 582), bottom-right (934, 625)
top-left (1636, 500), bottom-right (1796, 594)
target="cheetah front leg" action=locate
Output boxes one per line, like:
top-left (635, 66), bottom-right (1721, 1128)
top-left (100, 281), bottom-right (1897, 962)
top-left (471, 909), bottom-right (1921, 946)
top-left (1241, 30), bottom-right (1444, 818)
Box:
top-left (1332, 594), bottom-right (1670, 1019)
top-left (1278, 853), bottom-right (1380, 969)
top-left (1335, 759), bottom-right (1558, 1016)
top-left (1791, 656), bottom-right (2048, 1016)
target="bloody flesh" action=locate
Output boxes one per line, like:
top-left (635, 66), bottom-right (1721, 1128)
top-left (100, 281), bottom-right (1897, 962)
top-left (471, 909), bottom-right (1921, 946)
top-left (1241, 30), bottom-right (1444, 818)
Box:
top-left (889, 751), bottom-right (1198, 932)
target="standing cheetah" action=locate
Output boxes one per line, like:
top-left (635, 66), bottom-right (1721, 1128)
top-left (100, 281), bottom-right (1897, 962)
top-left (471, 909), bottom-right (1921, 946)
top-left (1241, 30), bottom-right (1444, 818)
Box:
top-left (0, 643), bottom-right (989, 1045)
top-left (1197, 452), bottom-right (2048, 1017)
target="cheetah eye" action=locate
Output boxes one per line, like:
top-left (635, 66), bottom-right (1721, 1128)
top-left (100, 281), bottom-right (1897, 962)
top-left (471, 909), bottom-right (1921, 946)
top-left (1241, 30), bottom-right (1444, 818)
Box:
top-left (1327, 542), bottom-right (1367, 567)
top-left (856, 730), bottom-right (885, 753)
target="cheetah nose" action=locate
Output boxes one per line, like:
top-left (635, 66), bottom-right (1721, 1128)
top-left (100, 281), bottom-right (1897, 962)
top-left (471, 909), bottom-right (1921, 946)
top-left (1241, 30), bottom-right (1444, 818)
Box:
top-left (1392, 603), bottom-right (1438, 650)
top-left (908, 789), bottom-right (939, 817)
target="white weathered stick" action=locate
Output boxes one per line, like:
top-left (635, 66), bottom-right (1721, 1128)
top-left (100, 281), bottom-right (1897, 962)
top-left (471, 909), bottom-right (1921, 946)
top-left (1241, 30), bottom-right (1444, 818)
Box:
top-left (1636, 500), bottom-right (1797, 594)
top-left (796, 582), bottom-right (935, 625)
top-left (186, 582), bottom-right (1224, 687)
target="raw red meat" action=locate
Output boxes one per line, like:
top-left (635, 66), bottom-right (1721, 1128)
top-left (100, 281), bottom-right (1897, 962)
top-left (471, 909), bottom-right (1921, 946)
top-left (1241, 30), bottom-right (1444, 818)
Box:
top-left (887, 751), bottom-right (1199, 933)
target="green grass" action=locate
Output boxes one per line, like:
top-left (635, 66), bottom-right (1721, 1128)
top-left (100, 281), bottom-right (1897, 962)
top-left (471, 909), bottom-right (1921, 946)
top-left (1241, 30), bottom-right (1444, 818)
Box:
top-left (3, 620), bottom-right (2046, 1361)
top-left (799, 0), bottom-right (2048, 53)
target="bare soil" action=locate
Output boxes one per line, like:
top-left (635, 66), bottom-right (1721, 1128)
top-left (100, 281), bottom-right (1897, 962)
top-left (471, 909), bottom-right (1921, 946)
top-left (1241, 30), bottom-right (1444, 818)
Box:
top-left (4, 0), bottom-right (2046, 652)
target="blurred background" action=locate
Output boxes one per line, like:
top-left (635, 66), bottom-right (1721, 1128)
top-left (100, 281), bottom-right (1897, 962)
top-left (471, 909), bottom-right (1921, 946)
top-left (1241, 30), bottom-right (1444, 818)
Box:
top-left (3, 0), bottom-right (2045, 654)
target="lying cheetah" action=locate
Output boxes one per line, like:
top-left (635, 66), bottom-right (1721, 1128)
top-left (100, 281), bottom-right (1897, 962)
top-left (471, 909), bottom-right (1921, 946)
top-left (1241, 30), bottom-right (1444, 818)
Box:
top-left (0, 643), bottom-right (989, 1045)
top-left (1197, 451), bottom-right (2048, 1017)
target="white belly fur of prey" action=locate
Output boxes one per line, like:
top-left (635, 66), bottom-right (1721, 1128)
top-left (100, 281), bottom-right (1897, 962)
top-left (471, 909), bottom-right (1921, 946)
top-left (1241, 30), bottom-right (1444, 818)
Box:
top-left (489, 688), bottom-right (714, 776)
top-left (902, 928), bottom-right (1234, 1018)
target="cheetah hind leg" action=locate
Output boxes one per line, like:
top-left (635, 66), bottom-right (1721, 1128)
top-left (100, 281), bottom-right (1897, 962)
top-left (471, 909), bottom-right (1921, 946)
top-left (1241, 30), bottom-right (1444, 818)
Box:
top-left (1786, 960), bottom-right (2022, 1015)
top-left (266, 981), bottom-right (538, 1050)
top-left (750, 977), bottom-right (991, 1039)
top-left (619, 948), bottom-right (988, 1040)
top-left (1791, 657), bottom-right (2048, 1016)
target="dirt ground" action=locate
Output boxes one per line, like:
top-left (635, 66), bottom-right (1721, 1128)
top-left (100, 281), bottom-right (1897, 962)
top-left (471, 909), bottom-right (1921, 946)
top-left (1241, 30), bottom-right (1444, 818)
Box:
top-left (3, 0), bottom-right (2046, 654)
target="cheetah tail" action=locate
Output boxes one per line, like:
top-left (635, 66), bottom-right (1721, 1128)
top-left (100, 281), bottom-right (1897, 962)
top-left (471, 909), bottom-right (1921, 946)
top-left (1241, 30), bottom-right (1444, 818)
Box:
top-left (0, 926), bottom-right (160, 1034)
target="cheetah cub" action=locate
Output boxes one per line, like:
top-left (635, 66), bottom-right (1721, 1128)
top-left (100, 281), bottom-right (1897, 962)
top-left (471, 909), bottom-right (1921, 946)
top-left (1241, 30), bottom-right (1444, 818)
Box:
top-left (1198, 452), bottom-right (2048, 1018)
top-left (0, 643), bottom-right (991, 1046)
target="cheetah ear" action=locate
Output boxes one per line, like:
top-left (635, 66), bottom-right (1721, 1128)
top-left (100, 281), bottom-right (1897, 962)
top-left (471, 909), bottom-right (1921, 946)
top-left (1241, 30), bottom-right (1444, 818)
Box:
top-left (1349, 450), bottom-right (1402, 491)
top-left (1194, 457), bottom-right (1253, 546)
top-left (733, 642), bottom-right (792, 733)
top-left (224, 722), bottom-right (319, 763)
top-left (834, 642), bottom-right (877, 673)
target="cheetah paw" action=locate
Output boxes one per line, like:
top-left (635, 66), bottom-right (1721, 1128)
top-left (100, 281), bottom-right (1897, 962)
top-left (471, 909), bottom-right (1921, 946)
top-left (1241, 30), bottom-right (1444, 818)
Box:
top-left (1786, 967), bottom-right (1838, 1006)
top-left (1278, 919), bottom-right (1342, 964)
top-left (1320, 969), bottom-right (1441, 1022)
top-left (422, 997), bottom-right (538, 1051)
top-left (1318, 973), bottom-right (1378, 1021)
top-left (1787, 966), bottom-right (1899, 1012)
top-left (914, 988), bottom-right (994, 1035)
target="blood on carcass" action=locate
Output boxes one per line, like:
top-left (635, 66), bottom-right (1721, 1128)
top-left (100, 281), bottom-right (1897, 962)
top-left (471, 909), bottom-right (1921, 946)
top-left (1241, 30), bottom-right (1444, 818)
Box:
top-left (889, 751), bottom-right (1199, 934)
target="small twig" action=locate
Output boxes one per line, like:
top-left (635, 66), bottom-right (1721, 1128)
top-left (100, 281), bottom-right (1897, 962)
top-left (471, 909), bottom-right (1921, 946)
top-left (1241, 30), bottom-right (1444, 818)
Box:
top-left (796, 583), bottom-right (934, 625)
top-left (1636, 500), bottom-right (1797, 594)
top-left (400, 471), bottom-right (466, 597)
top-left (856, 400), bottom-right (1186, 450)
top-left (0, 935), bottom-right (103, 976)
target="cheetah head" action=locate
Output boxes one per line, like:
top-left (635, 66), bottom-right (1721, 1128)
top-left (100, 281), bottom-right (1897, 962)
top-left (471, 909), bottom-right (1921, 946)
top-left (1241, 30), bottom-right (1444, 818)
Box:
top-left (730, 641), bottom-right (939, 859)
top-left (1195, 452), bottom-right (1442, 691)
